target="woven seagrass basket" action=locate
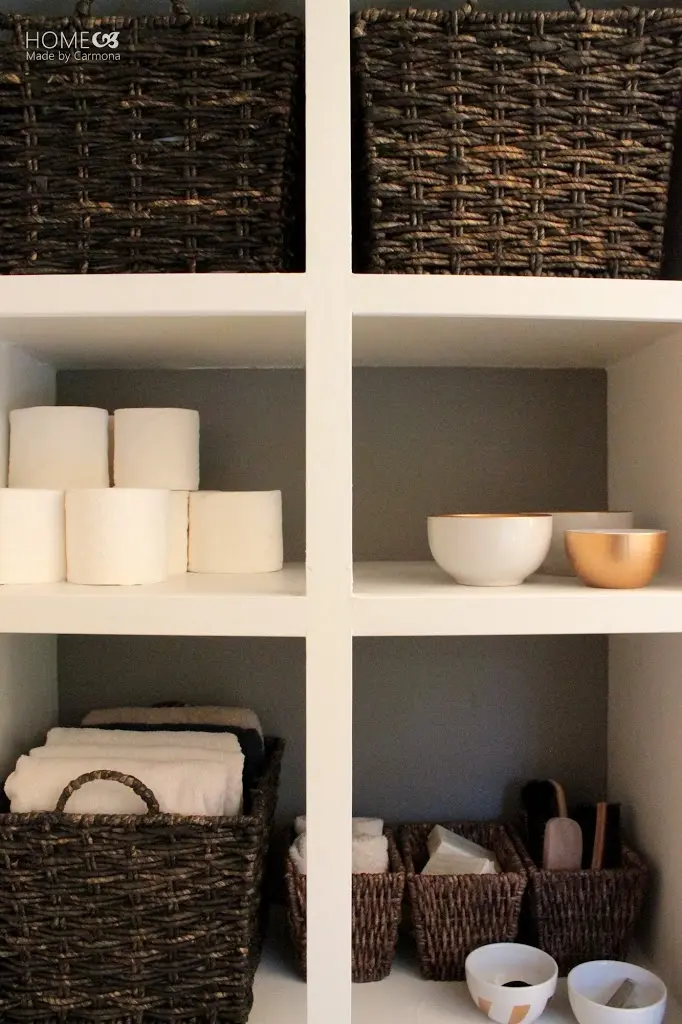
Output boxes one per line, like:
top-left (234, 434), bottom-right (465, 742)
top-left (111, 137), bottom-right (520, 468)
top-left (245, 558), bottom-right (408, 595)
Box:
top-left (0, 737), bottom-right (284, 1024)
top-left (0, 6), bottom-right (303, 273)
top-left (353, 5), bottom-right (682, 277)
top-left (400, 821), bottom-right (527, 981)
top-left (285, 827), bottom-right (405, 983)
top-left (509, 822), bottom-right (650, 976)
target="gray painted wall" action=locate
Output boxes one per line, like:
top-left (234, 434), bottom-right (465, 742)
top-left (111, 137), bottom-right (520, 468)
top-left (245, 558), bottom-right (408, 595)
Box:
top-left (57, 366), bottom-right (608, 821)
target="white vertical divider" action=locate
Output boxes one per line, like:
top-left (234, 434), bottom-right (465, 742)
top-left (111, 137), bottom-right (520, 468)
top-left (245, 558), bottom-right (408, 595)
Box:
top-left (0, 344), bottom-right (58, 775)
top-left (608, 338), bottom-right (682, 1000)
top-left (305, 0), bottom-right (354, 1020)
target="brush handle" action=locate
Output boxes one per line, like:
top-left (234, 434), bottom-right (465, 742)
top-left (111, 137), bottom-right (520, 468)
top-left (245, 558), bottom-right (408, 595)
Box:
top-left (549, 779), bottom-right (568, 818)
top-left (591, 800), bottom-right (608, 870)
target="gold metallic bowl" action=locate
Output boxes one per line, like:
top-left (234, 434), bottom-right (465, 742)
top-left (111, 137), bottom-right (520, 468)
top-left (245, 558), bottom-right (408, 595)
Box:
top-left (565, 529), bottom-right (668, 589)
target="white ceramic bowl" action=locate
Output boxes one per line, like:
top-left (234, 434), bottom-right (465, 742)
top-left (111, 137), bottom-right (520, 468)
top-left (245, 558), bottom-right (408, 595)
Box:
top-left (465, 943), bottom-right (558, 1024)
top-left (540, 512), bottom-right (634, 576)
top-left (568, 962), bottom-right (667, 1024)
top-left (427, 514), bottom-right (552, 587)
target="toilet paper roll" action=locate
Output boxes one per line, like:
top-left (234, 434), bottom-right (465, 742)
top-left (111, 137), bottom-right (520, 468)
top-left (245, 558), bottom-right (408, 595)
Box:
top-left (66, 489), bottom-right (169, 585)
top-left (0, 490), bottom-right (65, 584)
top-left (168, 491), bottom-right (189, 575)
top-left (114, 408), bottom-right (200, 490)
top-left (189, 491), bottom-right (283, 574)
top-left (9, 407), bottom-right (109, 490)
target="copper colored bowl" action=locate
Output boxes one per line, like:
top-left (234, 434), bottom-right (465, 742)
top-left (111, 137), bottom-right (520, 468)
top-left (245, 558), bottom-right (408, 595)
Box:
top-left (565, 529), bottom-right (667, 589)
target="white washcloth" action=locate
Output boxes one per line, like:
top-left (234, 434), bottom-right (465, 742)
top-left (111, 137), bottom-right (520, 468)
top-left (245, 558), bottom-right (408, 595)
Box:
top-left (44, 727), bottom-right (241, 754)
top-left (294, 815), bottom-right (384, 838)
top-left (352, 817), bottom-right (384, 837)
top-left (289, 831), bottom-right (389, 875)
top-left (352, 834), bottom-right (389, 874)
top-left (6, 753), bottom-right (244, 816)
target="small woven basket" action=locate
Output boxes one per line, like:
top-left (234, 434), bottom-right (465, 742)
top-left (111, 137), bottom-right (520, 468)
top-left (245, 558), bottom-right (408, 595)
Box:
top-left (285, 827), bottom-right (405, 983)
top-left (353, 5), bottom-right (682, 277)
top-left (0, 737), bottom-right (284, 1024)
top-left (508, 822), bottom-right (650, 975)
top-left (400, 821), bottom-right (527, 981)
top-left (0, 5), bottom-right (303, 274)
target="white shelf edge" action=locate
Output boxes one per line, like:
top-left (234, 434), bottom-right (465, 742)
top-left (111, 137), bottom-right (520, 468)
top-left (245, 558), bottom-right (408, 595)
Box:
top-left (251, 916), bottom-right (682, 1024)
top-left (0, 566), bottom-right (307, 637)
top-left (0, 273), bottom-right (307, 319)
top-left (352, 562), bottom-right (682, 636)
top-left (352, 275), bottom-right (682, 324)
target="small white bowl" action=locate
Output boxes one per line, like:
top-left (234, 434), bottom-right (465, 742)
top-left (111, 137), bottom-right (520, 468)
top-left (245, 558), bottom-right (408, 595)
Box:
top-left (568, 961), bottom-right (667, 1024)
top-left (466, 943), bottom-right (558, 1024)
top-left (540, 511), bottom-right (634, 576)
top-left (427, 514), bottom-right (552, 587)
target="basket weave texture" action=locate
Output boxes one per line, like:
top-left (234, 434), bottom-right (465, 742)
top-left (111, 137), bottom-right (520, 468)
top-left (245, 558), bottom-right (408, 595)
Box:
top-left (400, 821), bottom-right (527, 981)
top-left (509, 822), bottom-right (650, 976)
top-left (353, 6), bottom-right (682, 277)
top-left (285, 827), bottom-right (405, 983)
top-left (0, 9), bottom-right (303, 274)
top-left (0, 737), bottom-right (284, 1024)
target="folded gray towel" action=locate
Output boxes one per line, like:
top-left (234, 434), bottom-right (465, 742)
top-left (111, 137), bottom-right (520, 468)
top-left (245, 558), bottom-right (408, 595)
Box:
top-left (82, 706), bottom-right (263, 738)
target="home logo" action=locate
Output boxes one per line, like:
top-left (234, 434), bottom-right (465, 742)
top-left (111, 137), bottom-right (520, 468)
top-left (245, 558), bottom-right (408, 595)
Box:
top-left (24, 28), bottom-right (122, 62)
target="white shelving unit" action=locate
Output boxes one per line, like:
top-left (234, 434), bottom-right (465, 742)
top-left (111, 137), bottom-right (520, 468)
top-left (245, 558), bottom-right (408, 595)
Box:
top-left (2, 0), bottom-right (682, 1020)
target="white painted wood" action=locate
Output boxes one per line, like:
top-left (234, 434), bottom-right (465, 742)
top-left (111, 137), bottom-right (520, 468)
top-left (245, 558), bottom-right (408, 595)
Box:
top-left (0, 315), bottom-right (306, 370)
top-left (0, 567), bottom-right (306, 637)
top-left (305, 0), bottom-right (353, 1019)
top-left (0, 275), bottom-right (305, 369)
top-left (609, 339), bottom-right (682, 1003)
top-left (352, 562), bottom-right (682, 636)
top-left (0, 635), bottom-right (57, 780)
top-left (353, 276), bottom-right (682, 368)
top-left (0, 344), bottom-right (55, 486)
top-left (353, 275), bottom-right (682, 324)
top-left (0, 344), bottom-right (58, 783)
top-left (251, 923), bottom-right (682, 1024)
top-left (0, 273), bottom-right (306, 319)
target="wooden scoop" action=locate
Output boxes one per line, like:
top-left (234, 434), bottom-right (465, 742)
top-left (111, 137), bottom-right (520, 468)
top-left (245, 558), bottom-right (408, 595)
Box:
top-left (542, 781), bottom-right (583, 871)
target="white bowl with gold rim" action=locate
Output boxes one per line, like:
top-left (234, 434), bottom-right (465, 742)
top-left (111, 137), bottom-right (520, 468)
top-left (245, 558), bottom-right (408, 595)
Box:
top-left (427, 514), bottom-right (552, 587)
top-left (466, 943), bottom-right (558, 1024)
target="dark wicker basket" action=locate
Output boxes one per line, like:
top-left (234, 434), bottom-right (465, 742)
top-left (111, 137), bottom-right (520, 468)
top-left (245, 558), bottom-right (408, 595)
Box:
top-left (285, 828), bottom-right (405, 983)
top-left (0, 6), bottom-right (303, 274)
top-left (0, 737), bottom-right (284, 1024)
top-left (509, 822), bottom-right (650, 975)
top-left (353, 6), bottom-right (682, 277)
top-left (400, 821), bottom-right (527, 981)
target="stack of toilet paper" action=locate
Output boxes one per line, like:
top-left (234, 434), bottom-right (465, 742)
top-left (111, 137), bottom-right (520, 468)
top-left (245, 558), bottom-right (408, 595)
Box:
top-left (1, 405), bottom-right (284, 586)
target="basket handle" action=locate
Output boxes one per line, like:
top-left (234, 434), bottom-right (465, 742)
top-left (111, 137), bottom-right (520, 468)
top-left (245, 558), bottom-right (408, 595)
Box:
top-left (73, 0), bottom-right (192, 22)
top-left (55, 770), bottom-right (161, 814)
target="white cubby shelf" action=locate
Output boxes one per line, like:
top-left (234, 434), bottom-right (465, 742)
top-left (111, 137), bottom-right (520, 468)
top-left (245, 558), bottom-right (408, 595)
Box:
top-left (1, 0), bottom-right (682, 1019)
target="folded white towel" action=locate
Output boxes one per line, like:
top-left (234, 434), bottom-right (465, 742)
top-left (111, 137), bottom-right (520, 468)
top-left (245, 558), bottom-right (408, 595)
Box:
top-left (30, 744), bottom-right (241, 766)
top-left (43, 727), bottom-right (241, 754)
top-left (6, 753), bottom-right (244, 816)
top-left (289, 833), bottom-right (307, 874)
top-left (294, 815), bottom-right (384, 838)
top-left (352, 834), bottom-right (389, 874)
top-left (289, 831), bottom-right (389, 875)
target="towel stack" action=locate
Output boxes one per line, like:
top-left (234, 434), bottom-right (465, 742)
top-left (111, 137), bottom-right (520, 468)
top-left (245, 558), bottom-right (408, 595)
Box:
top-left (2, 405), bottom-right (284, 585)
top-left (290, 816), bottom-right (389, 874)
top-left (4, 705), bottom-right (264, 817)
